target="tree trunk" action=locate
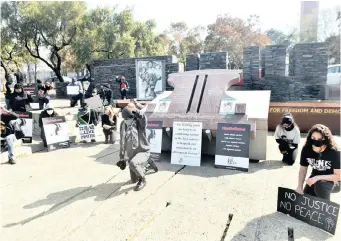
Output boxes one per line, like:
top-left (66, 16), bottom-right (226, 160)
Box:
top-left (54, 68), bottom-right (64, 82)
top-left (34, 62), bottom-right (37, 82)
top-left (27, 63), bottom-right (31, 83)
top-left (1, 61), bottom-right (10, 82)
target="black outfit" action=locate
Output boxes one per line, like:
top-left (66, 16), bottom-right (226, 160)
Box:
top-left (70, 93), bottom-right (84, 107)
top-left (116, 78), bottom-right (129, 100)
top-left (1, 112), bottom-right (18, 138)
top-left (9, 90), bottom-right (33, 112)
top-left (300, 146), bottom-right (341, 200)
top-left (101, 114), bottom-right (117, 143)
top-left (5, 81), bottom-right (12, 109)
top-left (37, 84), bottom-right (53, 110)
top-left (99, 88), bottom-right (113, 106)
top-left (39, 110), bottom-right (59, 147)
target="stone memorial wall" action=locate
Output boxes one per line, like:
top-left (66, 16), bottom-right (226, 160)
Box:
top-left (242, 42), bottom-right (329, 101)
top-left (199, 52), bottom-right (229, 70)
top-left (185, 54), bottom-right (200, 71)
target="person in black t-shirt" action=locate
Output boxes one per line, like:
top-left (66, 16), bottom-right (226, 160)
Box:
top-left (37, 80), bottom-right (53, 110)
top-left (296, 124), bottom-right (340, 200)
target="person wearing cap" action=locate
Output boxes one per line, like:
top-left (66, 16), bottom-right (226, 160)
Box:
top-left (116, 99), bottom-right (158, 191)
top-left (68, 77), bottom-right (84, 107)
top-left (99, 84), bottom-right (113, 106)
top-left (274, 113), bottom-right (301, 165)
top-left (39, 103), bottom-right (60, 147)
top-left (115, 76), bottom-right (129, 99)
top-left (9, 83), bottom-right (33, 112)
top-left (77, 103), bottom-right (98, 143)
top-left (37, 79), bottom-right (53, 110)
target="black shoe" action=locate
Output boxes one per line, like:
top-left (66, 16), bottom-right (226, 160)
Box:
top-left (146, 160), bottom-right (158, 173)
top-left (134, 177), bottom-right (146, 191)
top-left (9, 158), bottom-right (16, 165)
top-left (91, 139), bottom-right (96, 143)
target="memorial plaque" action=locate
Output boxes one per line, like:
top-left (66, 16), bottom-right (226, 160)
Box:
top-left (171, 121), bottom-right (202, 166)
top-left (147, 121), bottom-right (163, 162)
top-left (277, 187), bottom-right (339, 235)
top-left (42, 116), bottom-right (70, 151)
top-left (215, 123), bottom-right (251, 172)
top-left (145, 70), bottom-right (255, 132)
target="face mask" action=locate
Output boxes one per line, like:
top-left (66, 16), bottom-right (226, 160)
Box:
top-left (311, 139), bottom-right (324, 147)
top-left (47, 110), bottom-right (53, 115)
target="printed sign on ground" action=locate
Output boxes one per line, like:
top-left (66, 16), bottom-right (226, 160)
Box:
top-left (42, 116), bottom-right (70, 151)
top-left (29, 103), bottom-right (40, 110)
top-left (171, 121), bottom-right (202, 166)
top-left (147, 121), bottom-right (163, 162)
top-left (67, 86), bottom-right (79, 95)
top-left (215, 123), bottom-right (251, 172)
top-left (15, 112), bottom-right (33, 143)
top-left (79, 124), bottom-right (95, 141)
top-left (277, 187), bottom-right (339, 235)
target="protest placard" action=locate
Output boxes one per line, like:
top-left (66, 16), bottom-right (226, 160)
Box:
top-left (147, 121), bottom-right (163, 162)
top-left (79, 124), bottom-right (96, 142)
top-left (277, 187), bottom-right (339, 235)
top-left (42, 116), bottom-right (70, 151)
top-left (14, 112), bottom-right (33, 143)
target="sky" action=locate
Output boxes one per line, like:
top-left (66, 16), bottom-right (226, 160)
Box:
top-left (86, 0), bottom-right (341, 34)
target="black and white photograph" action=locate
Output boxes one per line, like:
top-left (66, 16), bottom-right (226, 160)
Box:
top-left (42, 116), bottom-right (69, 146)
top-left (153, 99), bottom-right (171, 113)
top-left (219, 97), bottom-right (236, 115)
top-left (147, 121), bottom-right (163, 162)
top-left (14, 112), bottom-right (33, 143)
top-left (136, 60), bottom-right (165, 100)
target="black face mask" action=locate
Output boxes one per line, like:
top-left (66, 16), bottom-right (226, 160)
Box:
top-left (311, 139), bottom-right (326, 147)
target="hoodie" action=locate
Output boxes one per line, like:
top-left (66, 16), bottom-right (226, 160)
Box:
top-left (9, 88), bottom-right (34, 112)
top-left (119, 102), bottom-right (149, 161)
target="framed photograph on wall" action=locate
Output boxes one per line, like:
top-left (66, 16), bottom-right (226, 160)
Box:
top-left (136, 60), bottom-right (166, 100)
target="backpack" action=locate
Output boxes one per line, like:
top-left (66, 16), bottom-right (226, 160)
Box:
top-left (123, 118), bottom-right (139, 158)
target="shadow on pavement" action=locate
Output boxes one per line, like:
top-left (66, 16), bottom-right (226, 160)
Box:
top-left (230, 212), bottom-right (332, 241)
top-left (4, 180), bottom-right (133, 228)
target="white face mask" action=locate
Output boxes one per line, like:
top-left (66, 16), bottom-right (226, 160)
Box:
top-left (47, 110), bottom-right (53, 115)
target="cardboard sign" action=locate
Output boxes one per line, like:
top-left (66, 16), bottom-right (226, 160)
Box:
top-left (85, 95), bottom-right (103, 111)
top-left (14, 112), bottom-right (33, 143)
top-left (277, 187), bottom-right (339, 235)
top-left (42, 116), bottom-right (70, 151)
top-left (215, 123), bottom-right (251, 172)
top-left (29, 103), bottom-right (40, 110)
top-left (147, 121), bottom-right (163, 162)
top-left (67, 86), bottom-right (79, 95)
top-left (79, 124), bottom-right (95, 141)
top-left (171, 121), bottom-right (202, 166)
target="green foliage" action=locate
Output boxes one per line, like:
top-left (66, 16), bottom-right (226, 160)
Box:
top-left (265, 28), bottom-right (298, 45)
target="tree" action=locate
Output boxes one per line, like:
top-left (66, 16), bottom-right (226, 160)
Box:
top-left (204, 15), bottom-right (271, 69)
top-left (325, 34), bottom-right (340, 64)
top-left (0, 25), bottom-right (34, 81)
top-left (1, 1), bottom-right (86, 82)
top-left (318, 7), bottom-right (340, 41)
top-left (166, 22), bottom-right (205, 63)
top-left (265, 28), bottom-right (298, 45)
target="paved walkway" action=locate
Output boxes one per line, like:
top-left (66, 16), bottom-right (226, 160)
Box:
top-left (0, 134), bottom-right (340, 241)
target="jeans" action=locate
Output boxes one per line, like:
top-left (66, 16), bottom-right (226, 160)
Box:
top-left (278, 145), bottom-right (298, 165)
top-left (5, 134), bottom-right (16, 159)
top-left (120, 89), bottom-right (127, 100)
top-left (129, 152), bottom-right (150, 179)
top-left (304, 180), bottom-right (334, 200)
top-left (38, 97), bottom-right (49, 110)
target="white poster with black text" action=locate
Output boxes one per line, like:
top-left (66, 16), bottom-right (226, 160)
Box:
top-left (147, 120), bottom-right (163, 162)
top-left (79, 124), bottom-right (96, 142)
top-left (171, 121), bottom-right (202, 166)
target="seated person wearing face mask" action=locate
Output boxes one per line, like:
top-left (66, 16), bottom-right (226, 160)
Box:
top-left (77, 103), bottom-right (98, 143)
top-left (9, 84), bottom-right (33, 112)
top-left (39, 104), bottom-right (59, 147)
top-left (296, 124), bottom-right (340, 201)
top-left (274, 113), bottom-right (300, 165)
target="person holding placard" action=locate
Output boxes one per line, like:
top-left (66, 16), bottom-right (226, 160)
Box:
top-left (39, 103), bottom-right (59, 148)
top-left (116, 100), bottom-right (157, 191)
top-left (296, 124), bottom-right (340, 201)
top-left (77, 103), bottom-right (98, 143)
top-left (68, 78), bottom-right (84, 107)
top-left (274, 113), bottom-right (300, 165)
top-left (102, 106), bottom-right (118, 144)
